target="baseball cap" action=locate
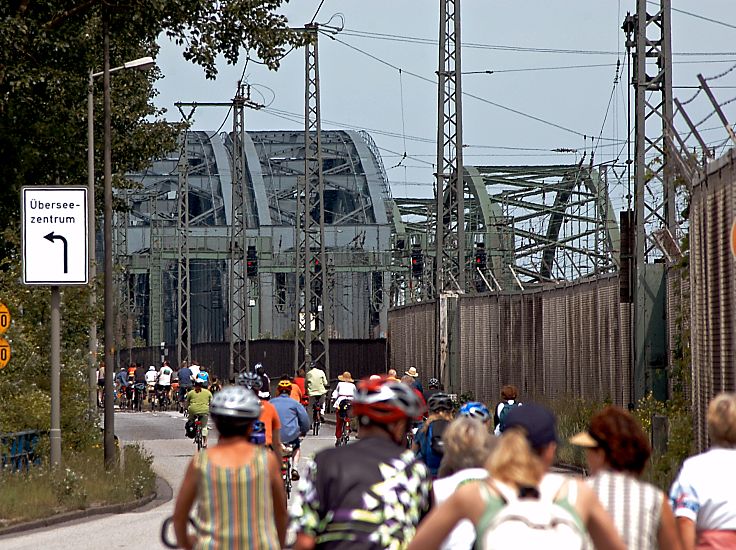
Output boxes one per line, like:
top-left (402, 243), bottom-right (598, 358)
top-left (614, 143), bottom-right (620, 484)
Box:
top-left (503, 402), bottom-right (558, 451)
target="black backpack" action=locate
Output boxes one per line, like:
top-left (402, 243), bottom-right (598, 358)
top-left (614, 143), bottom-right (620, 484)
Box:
top-left (429, 418), bottom-right (450, 456)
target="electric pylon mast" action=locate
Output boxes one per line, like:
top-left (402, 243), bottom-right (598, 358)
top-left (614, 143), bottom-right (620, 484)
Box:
top-left (435, 0), bottom-right (465, 381)
top-left (177, 130), bottom-right (191, 368)
top-left (295, 24), bottom-right (330, 379)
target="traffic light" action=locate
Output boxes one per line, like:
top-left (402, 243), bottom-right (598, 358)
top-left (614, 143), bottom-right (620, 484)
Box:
top-left (474, 242), bottom-right (487, 271)
top-left (410, 244), bottom-right (423, 278)
top-left (246, 245), bottom-right (258, 277)
top-left (312, 257), bottom-right (322, 274)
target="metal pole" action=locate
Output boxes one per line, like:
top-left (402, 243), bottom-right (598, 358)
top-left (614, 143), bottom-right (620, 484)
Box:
top-left (102, 9), bottom-right (116, 469)
top-left (50, 286), bottom-right (62, 467)
top-left (87, 73), bottom-right (99, 415)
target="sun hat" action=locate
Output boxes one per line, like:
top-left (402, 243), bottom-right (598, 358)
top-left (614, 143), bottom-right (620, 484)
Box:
top-left (405, 367), bottom-right (419, 378)
top-left (569, 431), bottom-right (599, 448)
top-left (338, 371), bottom-right (354, 382)
top-left (503, 402), bottom-right (558, 450)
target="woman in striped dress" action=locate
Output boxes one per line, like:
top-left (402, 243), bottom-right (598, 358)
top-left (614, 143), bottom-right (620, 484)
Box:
top-left (174, 386), bottom-right (287, 549)
top-left (570, 405), bottom-right (681, 550)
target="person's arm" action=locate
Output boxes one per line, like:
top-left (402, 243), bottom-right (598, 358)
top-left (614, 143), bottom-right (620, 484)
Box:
top-left (267, 450), bottom-right (288, 546)
top-left (676, 517), bottom-right (696, 550)
top-left (173, 459), bottom-right (198, 550)
top-left (577, 481), bottom-right (626, 550)
top-left (407, 487), bottom-right (474, 550)
top-left (659, 495), bottom-right (683, 550)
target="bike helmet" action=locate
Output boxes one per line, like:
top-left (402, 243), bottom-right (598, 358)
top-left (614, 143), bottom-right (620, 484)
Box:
top-left (459, 401), bottom-right (491, 422)
top-left (428, 377), bottom-right (440, 389)
top-left (209, 386), bottom-right (260, 419)
top-left (148, 365), bottom-right (156, 371)
top-left (254, 363), bottom-right (265, 374)
top-left (427, 392), bottom-right (454, 413)
top-left (237, 371), bottom-right (263, 390)
top-left (352, 376), bottom-right (425, 424)
top-left (277, 379), bottom-right (292, 393)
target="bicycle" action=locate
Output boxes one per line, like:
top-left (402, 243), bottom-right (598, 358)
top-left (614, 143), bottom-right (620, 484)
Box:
top-left (311, 399), bottom-right (322, 436)
top-left (133, 383), bottom-right (146, 412)
top-left (193, 417), bottom-right (204, 451)
top-left (281, 444), bottom-right (294, 498)
top-left (336, 400), bottom-right (352, 446)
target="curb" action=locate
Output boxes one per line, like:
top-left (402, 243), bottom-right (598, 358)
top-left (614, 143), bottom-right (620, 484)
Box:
top-left (0, 474), bottom-right (171, 537)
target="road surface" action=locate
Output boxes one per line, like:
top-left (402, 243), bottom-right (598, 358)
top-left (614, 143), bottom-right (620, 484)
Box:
top-left (0, 409), bottom-right (336, 549)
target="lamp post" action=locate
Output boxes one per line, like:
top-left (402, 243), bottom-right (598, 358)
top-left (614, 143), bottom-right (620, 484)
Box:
top-left (87, 56), bottom-right (155, 415)
top-left (97, 15), bottom-right (156, 467)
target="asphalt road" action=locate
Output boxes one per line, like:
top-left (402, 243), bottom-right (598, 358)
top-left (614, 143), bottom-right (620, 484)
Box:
top-left (0, 409), bottom-right (336, 549)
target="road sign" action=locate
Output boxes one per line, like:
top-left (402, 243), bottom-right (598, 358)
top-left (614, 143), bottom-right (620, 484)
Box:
top-left (21, 186), bottom-right (89, 285)
top-left (0, 303), bottom-right (9, 334)
top-left (0, 338), bottom-right (9, 369)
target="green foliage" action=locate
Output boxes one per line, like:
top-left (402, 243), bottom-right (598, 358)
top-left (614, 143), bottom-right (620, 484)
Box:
top-left (0, 444), bottom-right (156, 525)
top-left (537, 395), bottom-right (604, 469)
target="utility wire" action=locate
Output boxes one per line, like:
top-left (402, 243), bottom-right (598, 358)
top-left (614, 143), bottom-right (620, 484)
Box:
top-left (646, 2), bottom-right (736, 31)
top-left (324, 32), bottom-right (624, 142)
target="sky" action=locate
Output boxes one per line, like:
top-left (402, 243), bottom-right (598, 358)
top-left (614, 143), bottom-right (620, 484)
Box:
top-left (153, 1), bottom-right (736, 203)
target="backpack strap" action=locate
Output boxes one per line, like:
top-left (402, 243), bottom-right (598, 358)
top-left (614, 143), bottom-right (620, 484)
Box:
top-left (474, 479), bottom-right (510, 543)
top-left (539, 475), bottom-right (586, 534)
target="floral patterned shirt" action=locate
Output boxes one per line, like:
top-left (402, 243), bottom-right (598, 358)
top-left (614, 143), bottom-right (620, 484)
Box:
top-left (290, 436), bottom-right (432, 549)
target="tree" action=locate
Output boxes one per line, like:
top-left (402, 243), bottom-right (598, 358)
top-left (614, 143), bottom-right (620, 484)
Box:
top-left (0, 0), bottom-right (305, 443)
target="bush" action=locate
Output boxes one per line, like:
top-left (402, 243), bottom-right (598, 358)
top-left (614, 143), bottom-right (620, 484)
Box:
top-left (0, 444), bottom-right (156, 526)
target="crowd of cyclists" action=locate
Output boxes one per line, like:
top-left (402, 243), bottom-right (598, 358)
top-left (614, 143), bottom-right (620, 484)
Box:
top-left (112, 358), bottom-right (736, 550)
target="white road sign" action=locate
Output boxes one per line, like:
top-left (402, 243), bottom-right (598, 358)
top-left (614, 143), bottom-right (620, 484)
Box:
top-left (21, 186), bottom-right (89, 285)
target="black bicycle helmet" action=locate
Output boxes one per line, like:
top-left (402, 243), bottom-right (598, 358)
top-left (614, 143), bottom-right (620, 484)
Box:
top-left (237, 371), bottom-right (263, 390)
top-left (427, 392), bottom-right (454, 413)
top-left (209, 386), bottom-right (260, 419)
top-left (428, 377), bottom-right (440, 389)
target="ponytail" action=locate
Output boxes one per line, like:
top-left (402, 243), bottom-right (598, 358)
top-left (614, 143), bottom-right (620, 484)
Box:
top-left (487, 428), bottom-right (544, 489)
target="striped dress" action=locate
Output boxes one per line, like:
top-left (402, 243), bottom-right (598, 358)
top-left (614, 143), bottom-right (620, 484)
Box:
top-left (193, 447), bottom-right (279, 549)
top-left (588, 470), bottom-right (664, 550)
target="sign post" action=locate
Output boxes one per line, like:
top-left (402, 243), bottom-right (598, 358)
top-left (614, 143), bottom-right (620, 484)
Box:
top-left (21, 186), bottom-right (89, 468)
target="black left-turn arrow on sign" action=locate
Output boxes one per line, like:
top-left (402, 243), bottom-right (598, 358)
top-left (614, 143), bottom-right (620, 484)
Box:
top-left (44, 232), bottom-right (68, 273)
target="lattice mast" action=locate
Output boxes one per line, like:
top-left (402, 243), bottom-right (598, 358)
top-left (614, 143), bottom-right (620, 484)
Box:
top-left (626, 0), bottom-right (673, 402)
top-left (229, 83), bottom-right (251, 376)
top-left (435, 0), bottom-right (465, 379)
top-left (177, 131), bottom-right (192, 368)
top-left (295, 24), bottom-right (330, 378)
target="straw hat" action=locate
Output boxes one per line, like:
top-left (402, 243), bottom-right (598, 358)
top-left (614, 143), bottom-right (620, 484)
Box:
top-left (338, 371), bottom-right (354, 382)
top-left (569, 431), bottom-right (599, 448)
top-left (405, 367), bottom-right (419, 378)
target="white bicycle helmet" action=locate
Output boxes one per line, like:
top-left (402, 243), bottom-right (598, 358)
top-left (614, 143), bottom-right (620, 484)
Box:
top-left (209, 386), bottom-right (260, 419)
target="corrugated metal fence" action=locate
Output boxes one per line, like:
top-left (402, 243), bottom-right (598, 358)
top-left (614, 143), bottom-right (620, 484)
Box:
top-left (389, 275), bottom-right (632, 407)
top-left (118, 339), bottom-right (387, 385)
top-left (690, 149), bottom-right (736, 451)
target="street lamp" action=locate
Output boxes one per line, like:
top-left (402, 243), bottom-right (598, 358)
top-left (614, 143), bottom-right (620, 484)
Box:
top-left (87, 56), bottom-right (155, 415)
top-left (89, 35), bottom-right (155, 467)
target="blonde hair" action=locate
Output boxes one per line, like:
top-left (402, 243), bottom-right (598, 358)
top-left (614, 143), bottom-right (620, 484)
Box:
top-left (438, 417), bottom-right (496, 477)
top-left (487, 428), bottom-right (545, 488)
top-left (708, 393), bottom-right (736, 447)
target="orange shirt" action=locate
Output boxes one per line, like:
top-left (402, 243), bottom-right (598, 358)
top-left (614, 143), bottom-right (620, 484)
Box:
top-left (289, 384), bottom-right (303, 403)
top-left (259, 400), bottom-right (281, 446)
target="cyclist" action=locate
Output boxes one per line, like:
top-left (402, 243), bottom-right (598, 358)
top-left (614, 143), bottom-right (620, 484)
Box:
top-left (157, 361), bottom-right (173, 406)
top-left (133, 362), bottom-right (147, 410)
top-left (331, 371), bottom-right (356, 446)
top-left (186, 376), bottom-right (213, 448)
top-left (294, 366), bottom-right (309, 407)
top-left (173, 386), bottom-right (287, 549)
top-left (145, 365), bottom-right (158, 402)
top-left (255, 363), bottom-right (271, 397)
top-left (196, 368), bottom-right (210, 387)
top-left (178, 362), bottom-right (193, 411)
top-left (238, 371), bottom-right (282, 463)
top-left (306, 362), bottom-right (328, 421)
top-left (423, 377), bottom-right (442, 402)
top-left (413, 392), bottom-right (454, 478)
top-left (459, 401), bottom-right (493, 430)
top-left (115, 366), bottom-right (129, 405)
top-left (272, 380), bottom-right (310, 481)
top-left (290, 376), bottom-right (431, 549)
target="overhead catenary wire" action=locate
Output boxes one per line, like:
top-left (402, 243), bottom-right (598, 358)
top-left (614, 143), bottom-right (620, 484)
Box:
top-left (322, 32), bottom-right (624, 142)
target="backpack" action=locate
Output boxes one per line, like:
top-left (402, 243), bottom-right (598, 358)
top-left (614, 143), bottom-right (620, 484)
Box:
top-left (478, 478), bottom-right (586, 550)
top-left (417, 419), bottom-right (449, 474)
top-left (497, 401), bottom-right (520, 432)
top-left (184, 418), bottom-right (196, 439)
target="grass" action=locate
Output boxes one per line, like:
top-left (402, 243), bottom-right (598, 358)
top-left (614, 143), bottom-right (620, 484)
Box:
top-left (0, 444), bottom-right (156, 527)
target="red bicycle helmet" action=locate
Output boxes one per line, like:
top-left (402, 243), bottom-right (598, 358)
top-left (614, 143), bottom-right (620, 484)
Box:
top-left (352, 376), bottom-right (425, 424)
